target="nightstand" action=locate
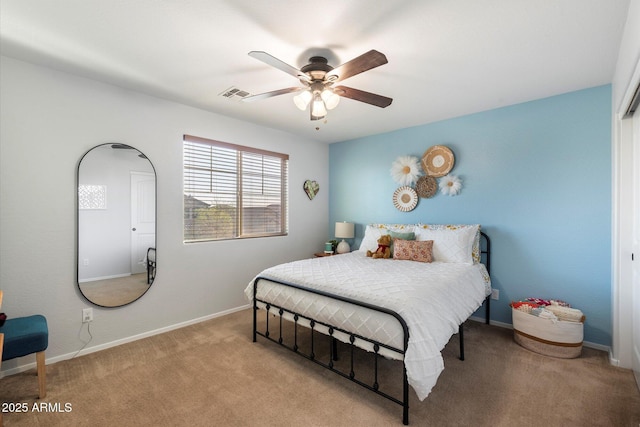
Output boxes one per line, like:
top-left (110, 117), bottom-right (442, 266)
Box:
top-left (314, 252), bottom-right (335, 257)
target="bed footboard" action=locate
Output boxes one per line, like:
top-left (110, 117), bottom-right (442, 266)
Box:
top-left (253, 277), bottom-right (411, 425)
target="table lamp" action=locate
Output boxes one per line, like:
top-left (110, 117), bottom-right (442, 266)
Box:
top-left (335, 222), bottom-right (355, 254)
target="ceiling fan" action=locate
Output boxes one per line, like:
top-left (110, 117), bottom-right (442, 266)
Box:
top-left (242, 50), bottom-right (393, 121)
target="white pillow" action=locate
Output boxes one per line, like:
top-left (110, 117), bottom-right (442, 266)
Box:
top-left (359, 224), bottom-right (416, 253)
top-left (415, 224), bottom-right (480, 264)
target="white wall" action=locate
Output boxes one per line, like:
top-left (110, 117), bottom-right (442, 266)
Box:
top-left (0, 56), bottom-right (329, 372)
top-left (611, 0), bottom-right (640, 368)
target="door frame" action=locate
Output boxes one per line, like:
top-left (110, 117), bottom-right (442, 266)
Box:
top-left (611, 57), bottom-right (640, 379)
top-left (633, 111), bottom-right (640, 388)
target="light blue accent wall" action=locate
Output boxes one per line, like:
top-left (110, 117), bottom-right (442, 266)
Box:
top-left (329, 85), bottom-right (612, 346)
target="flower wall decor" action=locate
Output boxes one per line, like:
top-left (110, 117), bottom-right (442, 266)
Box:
top-left (439, 174), bottom-right (462, 196)
top-left (390, 155), bottom-right (422, 186)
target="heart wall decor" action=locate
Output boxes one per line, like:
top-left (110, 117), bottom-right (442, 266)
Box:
top-left (303, 180), bottom-right (320, 200)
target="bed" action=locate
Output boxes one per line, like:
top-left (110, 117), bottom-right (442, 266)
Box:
top-left (146, 247), bottom-right (156, 284)
top-left (245, 224), bottom-right (491, 425)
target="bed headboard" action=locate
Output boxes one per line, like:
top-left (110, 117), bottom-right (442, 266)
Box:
top-left (480, 231), bottom-right (491, 275)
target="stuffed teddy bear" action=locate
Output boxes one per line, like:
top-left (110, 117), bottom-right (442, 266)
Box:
top-left (366, 234), bottom-right (392, 259)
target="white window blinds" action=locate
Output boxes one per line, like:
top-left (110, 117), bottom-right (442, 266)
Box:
top-left (183, 135), bottom-right (288, 242)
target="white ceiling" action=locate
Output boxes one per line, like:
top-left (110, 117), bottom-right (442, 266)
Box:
top-left (0, 0), bottom-right (631, 143)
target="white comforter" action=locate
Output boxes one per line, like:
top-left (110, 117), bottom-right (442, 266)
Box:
top-left (245, 251), bottom-right (490, 401)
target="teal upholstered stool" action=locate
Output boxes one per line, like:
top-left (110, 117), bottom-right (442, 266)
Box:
top-left (0, 314), bottom-right (48, 398)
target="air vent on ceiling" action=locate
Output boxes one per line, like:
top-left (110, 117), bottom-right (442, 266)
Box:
top-left (219, 86), bottom-right (251, 101)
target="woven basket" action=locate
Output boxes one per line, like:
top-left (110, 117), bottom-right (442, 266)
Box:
top-left (512, 308), bottom-right (583, 359)
top-left (415, 175), bottom-right (437, 198)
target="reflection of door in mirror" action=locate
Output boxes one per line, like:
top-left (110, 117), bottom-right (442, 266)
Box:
top-left (77, 144), bottom-right (156, 307)
top-left (131, 171), bottom-right (155, 275)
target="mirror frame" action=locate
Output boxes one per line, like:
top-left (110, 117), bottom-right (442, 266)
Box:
top-left (76, 143), bottom-right (157, 308)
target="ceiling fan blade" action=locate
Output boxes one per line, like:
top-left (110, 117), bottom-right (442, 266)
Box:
top-left (248, 51), bottom-right (311, 82)
top-left (241, 87), bottom-right (303, 102)
top-left (334, 85), bottom-right (393, 108)
top-left (326, 50), bottom-right (388, 83)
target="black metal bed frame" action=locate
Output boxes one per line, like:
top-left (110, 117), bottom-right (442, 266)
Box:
top-left (252, 232), bottom-right (491, 425)
top-left (146, 247), bottom-right (156, 285)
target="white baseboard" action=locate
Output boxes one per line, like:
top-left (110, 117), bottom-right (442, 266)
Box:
top-left (468, 315), bottom-right (611, 353)
top-left (0, 304), bottom-right (251, 378)
top-left (78, 272), bottom-right (131, 283)
top-left (582, 340), bottom-right (610, 352)
top-left (609, 349), bottom-right (621, 367)
top-left (2, 307), bottom-right (614, 378)
top-left (468, 315), bottom-right (512, 329)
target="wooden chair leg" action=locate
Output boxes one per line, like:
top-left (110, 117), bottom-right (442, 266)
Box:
top-left (36, 351), bottom-right (46, 399)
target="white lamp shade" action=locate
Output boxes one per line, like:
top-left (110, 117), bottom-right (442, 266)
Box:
top-left (311, 94), bottom-right (328, 117)
top-left (321, 89), bottom-right (340, 110)
top-left (293, 90), bottom-right (312, 110)
top-left (335, 222), bottom-right (354, 239)
top-left (335, 222), bottom-right (354, 253)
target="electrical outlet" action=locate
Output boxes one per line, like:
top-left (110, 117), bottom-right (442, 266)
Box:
top-left (491, 289), bottom-right (500, 300)
top-left (82, 308), bottom-right (93, 323)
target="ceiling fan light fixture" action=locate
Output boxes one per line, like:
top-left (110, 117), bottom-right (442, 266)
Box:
top-left (246, 49), bottom-right (392, 122)
top-left (293, 89), bottom-right (312, 110)
top-left (311, 93), bottom-right (327, 118)
top-left (321, 88), bottom-right (340, 110)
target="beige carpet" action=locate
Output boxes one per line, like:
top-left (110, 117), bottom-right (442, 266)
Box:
top-left (1, 309), bottom-right (639, 426)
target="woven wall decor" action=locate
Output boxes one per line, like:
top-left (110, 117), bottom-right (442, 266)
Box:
top-left (393, 186), bottom-right (418, 212)
top-left (421, 145), bottom-right (455, 177)
top-left (415, 175), bottom-right (438, 198)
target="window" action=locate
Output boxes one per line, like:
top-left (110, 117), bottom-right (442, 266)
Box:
top-left (183, 134), bottom-right (288, 242)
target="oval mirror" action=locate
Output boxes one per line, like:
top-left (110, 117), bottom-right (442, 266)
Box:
top-left (77, 143), bottom-right (156, 307)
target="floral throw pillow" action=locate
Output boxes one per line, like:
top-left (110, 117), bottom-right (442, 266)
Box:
top-left (393, 239), bottom-right (434, 263)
